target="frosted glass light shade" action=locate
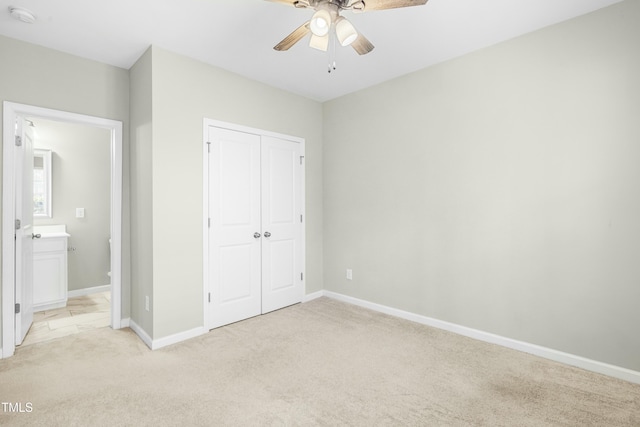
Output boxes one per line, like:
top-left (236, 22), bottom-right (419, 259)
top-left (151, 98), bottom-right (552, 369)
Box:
top-left (309, 33), bottom-right (329, 51)
top-left (335, 17), bottom-right (358, 46)
top-left (310, 9), bottom-right (331, 37)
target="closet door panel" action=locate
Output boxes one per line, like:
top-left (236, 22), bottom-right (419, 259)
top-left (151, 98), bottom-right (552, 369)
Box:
top-left (261, 136), bottom-right (303, 314)
top-left (209, 127), bottom-right (262, 328)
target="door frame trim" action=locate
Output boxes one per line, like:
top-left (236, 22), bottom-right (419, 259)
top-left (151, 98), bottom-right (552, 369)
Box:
top-left (202, 118), bottom-right (305, 330)
top-left (2, 102), bottom-right (123, 358)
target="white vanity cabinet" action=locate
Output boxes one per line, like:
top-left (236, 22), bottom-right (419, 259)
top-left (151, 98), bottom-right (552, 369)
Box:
top-left (33, 225), bottom-right (69, 312)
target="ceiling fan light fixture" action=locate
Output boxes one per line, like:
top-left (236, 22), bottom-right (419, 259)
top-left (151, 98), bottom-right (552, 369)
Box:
top-left (335, 16), bottom-right (358, 47)
top-left (309, 9), bottom-right (331, 37)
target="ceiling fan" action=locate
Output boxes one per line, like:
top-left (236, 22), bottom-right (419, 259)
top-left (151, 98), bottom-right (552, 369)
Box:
top-left (267, 0), bottom-right (429, 56)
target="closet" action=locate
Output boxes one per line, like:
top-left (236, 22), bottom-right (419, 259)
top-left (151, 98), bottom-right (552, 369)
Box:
top-left (205, 121), bottom-right (304, 329)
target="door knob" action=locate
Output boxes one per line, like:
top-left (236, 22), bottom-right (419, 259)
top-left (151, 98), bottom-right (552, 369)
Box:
top-left (253, 232), bottom-right (261, 239)
top-left (32, 233), bottom-right (41, 239)
top-left (264, 231), bottom-right (271, 238)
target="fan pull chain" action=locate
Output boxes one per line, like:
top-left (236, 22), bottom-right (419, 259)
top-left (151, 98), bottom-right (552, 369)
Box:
top-left (328, 25), bottom-right (337, 73)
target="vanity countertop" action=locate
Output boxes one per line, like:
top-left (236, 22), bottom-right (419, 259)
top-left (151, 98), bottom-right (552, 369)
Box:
top-left (33, 224), bottom-right (70, 238)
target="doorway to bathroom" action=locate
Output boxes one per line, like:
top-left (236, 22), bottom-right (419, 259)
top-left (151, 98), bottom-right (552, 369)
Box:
top-left (24, 117), bottom-right (112, 346)
top-left (2, 102), bottom-right (123, 358)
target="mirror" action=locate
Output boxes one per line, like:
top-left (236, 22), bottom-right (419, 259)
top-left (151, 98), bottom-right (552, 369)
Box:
top-left (34, 149), bottom-right (52, 218)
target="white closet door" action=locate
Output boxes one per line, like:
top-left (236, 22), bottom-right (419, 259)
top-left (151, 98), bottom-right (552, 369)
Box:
top-left (208, 127), bottom-right (262, 329)
top-left (261, 136), bottom-right (303, 314)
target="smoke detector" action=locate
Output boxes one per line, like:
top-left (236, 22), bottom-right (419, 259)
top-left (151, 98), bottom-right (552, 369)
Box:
top-left (9, 6), bottom-right (36, 24)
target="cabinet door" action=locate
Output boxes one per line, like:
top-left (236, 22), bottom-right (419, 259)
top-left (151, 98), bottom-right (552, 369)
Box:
top-left (261, 136), bottom-right (304, 314)
top-left (33, 251), bottom-right (66, 309)
top-left (208, 127), bottom-right (262, 329)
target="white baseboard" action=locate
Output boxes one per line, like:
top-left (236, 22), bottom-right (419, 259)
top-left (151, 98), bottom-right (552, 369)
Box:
top-left (120, 318), bottom-right (130, 328)
top-left (151, 327), bottom-right (206, 350)
top-left (126, 290), bottom-right (315, 350)
top-left (127, 319), bottom-right (205, 351)
top-left (34, 299), bottom-right (67, 312)
top-left (67, 284), bottom-right (111, 298)
top-left (128, 319), bottom-right (152, 349)
top-left (302, 290), bottom-right (324, 303)
top-left (322, 291), bottom-right (640, 385)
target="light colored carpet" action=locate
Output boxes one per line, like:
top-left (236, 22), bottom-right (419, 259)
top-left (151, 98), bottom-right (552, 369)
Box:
top-left (1, 297), bottom-right (638, 426)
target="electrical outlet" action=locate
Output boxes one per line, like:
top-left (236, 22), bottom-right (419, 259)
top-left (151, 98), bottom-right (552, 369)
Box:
top-left (145, 296), bottom-right (150, 311)
top-left (346, 269), bottom-right (353, 280)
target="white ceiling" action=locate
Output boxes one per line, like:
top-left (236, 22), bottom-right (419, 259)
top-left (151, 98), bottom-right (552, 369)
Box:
top-left (0, 0), bottom-right (623, 102)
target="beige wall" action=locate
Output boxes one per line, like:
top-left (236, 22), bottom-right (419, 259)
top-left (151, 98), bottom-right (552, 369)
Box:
top-left (129, 48), bottom-right (154, 335)
top-left (134, 47), bottom-right (323, 339)
top-left (33, 119), bottom-right (111, 292)
top-left (0, 35), bottom-right (131, 347)
top-left (323, 0), bottom-right (640, 371)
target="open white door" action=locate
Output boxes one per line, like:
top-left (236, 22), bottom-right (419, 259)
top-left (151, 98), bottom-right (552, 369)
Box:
top-left (14, 118), bottom-right (35, 345)
top-left (260, 136), bottom-right (304, 314)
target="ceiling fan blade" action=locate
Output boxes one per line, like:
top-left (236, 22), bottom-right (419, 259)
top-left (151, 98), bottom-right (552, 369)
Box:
top-left (309, 33), bottom-right (329, 51)
top-left (351, 33), bottom-right (375, 55)
top-left (274, 21), bottom-right (311, 51)
top-left (357, 0), bottom-right (428, 11)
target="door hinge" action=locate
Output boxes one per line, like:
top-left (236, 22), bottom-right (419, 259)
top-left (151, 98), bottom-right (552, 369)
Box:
top-left (15, 219), bottom-right (21, 230)
top-left (300, 272), bottom-right (303, 281)
top-left (15, 303), bottom-right (20, 314)
top-left (208, 218), bottom-right (211, 228)
top-left (300, 155), bottom-right (304, 165)
top-left (300, 214), bottom-right (303, 223)
top-left (208, 292), bottom-right (211, 303)
top-left (15, 135), bottom-right (22, 147)
top-left (206, 141), bottom-right (211, 153)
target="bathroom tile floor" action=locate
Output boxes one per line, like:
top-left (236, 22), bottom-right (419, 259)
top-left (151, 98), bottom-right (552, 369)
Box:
top-left (21, 292), bottom-right (111, 347)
